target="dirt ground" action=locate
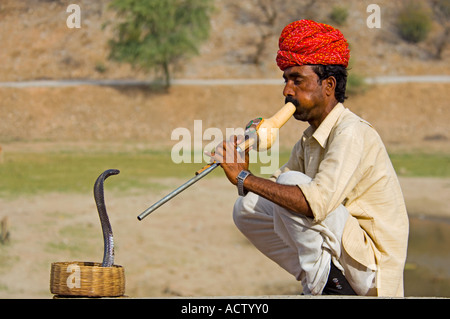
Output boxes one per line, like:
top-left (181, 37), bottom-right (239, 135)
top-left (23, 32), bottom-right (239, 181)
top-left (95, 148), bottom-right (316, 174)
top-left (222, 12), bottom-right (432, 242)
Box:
top-left (0, 173), bottom-right (448, 299)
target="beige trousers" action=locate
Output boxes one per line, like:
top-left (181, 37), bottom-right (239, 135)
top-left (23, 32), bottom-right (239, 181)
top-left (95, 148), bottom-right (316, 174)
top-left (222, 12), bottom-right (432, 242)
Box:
top-left (233, 171), bottom-right (376, 295)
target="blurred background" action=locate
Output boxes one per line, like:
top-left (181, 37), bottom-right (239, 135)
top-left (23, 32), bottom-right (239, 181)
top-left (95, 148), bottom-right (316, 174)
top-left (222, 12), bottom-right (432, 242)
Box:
top-left (0, 0), bottom-right (449, 298)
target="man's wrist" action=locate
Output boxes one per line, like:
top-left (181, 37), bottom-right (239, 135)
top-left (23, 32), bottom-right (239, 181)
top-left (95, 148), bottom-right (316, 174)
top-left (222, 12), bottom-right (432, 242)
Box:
top-left (236, 170), bottom-right (252, 196)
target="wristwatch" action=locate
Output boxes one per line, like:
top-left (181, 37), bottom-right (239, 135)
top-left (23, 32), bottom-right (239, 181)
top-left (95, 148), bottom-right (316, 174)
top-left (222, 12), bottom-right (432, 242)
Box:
top-left (236, 170), bottom-right (251, 196)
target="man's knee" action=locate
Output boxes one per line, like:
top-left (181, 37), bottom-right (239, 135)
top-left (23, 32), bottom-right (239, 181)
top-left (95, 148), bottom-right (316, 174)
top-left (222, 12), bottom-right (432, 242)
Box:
top-left (233, 196), bottom-right (247, 230)
top-left (233, 192), bottom-right (272, 232)
top-left (276, 171), bottom-right (312, 186)
top-left (233, 195), bottom-right (259, 231)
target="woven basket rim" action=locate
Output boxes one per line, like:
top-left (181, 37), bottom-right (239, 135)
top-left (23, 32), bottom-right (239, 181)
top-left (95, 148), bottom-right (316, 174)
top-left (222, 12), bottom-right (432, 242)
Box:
top-left (50, 261), bottom-right (125, 297)
top-left (51, 261), bottom-right (124, 268)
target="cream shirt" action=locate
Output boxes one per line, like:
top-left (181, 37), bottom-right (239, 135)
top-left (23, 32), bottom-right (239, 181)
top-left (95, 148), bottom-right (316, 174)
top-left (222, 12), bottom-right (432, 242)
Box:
top-left (272, 103), bottom-right (409, 297)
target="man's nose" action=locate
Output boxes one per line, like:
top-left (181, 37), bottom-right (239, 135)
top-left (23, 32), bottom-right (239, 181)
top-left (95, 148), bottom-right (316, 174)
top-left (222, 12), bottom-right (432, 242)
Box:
top-left (283, 81), bottom-right (295, 97)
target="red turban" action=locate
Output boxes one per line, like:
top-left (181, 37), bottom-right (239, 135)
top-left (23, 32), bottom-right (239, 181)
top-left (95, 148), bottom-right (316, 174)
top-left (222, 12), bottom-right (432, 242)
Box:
top-left (276, 20), bottom-right (350, 70)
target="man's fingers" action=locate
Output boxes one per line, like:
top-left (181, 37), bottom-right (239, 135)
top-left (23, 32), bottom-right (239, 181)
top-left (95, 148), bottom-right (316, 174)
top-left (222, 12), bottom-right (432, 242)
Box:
top-left (205, 137), bottom-right (248, 165)
top-left (204, 142), bottom-right (225, 163)
top-left (235, 134), bottom-right (246, 145)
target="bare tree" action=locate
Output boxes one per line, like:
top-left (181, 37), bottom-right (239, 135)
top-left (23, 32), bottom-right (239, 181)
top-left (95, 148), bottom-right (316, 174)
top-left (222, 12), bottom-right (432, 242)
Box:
top-left (228, 0), bottom-right (317, 65)
top-left (428, 0), bottom-right (450, 59)
top-left (251, 0), bottom-right (278, 65)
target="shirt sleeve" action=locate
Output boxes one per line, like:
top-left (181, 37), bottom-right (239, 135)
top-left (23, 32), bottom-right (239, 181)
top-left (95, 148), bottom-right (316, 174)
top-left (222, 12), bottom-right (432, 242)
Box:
top-left (299, 124), bottom-right (365, 222)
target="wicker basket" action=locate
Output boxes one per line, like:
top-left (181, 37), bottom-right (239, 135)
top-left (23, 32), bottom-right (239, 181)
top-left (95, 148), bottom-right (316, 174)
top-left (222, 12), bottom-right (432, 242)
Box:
top-left (50, 261), bottom-right (125, 297)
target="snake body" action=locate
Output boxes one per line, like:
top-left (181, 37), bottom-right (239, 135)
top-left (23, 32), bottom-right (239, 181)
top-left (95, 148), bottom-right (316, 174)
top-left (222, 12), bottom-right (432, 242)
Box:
top-left (93, 169), bottom-right (120, 267)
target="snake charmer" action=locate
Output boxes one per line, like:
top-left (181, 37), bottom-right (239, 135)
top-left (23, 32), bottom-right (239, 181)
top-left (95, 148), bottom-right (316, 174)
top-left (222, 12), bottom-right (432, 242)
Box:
top-left (209, 20), bottom-right (409, 296)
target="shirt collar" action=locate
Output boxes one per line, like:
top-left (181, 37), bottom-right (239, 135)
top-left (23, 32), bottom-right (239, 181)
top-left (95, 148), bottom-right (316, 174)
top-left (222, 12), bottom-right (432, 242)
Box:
top-left (304, 103), bottom-right (346, 148)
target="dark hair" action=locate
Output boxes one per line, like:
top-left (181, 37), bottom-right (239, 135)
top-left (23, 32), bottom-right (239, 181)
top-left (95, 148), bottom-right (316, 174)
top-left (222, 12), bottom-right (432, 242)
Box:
top-left (311, 65), bottom-right (348, 103)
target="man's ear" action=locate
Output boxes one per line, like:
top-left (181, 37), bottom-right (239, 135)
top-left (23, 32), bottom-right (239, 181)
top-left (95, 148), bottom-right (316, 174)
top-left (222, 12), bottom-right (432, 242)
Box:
top-left (324, 76), bottom-right (337, 97)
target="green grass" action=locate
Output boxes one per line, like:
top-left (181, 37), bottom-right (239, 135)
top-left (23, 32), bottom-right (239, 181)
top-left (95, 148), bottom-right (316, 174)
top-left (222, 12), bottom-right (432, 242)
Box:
top-left (256, 152), bottom-right (450, 178)
top-left (389, 153), bottom-right (450, 177)
top-left (0, 150), bottom-right (203, 197)
top-left (0, 150), bottom-right (448, 197)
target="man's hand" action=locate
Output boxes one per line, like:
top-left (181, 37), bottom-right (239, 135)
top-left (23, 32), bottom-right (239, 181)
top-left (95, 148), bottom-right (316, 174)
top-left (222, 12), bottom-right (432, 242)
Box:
top-left (206, 133), bottom-right (314, 218)
top-left (205, 135), bottom-right (250, 185)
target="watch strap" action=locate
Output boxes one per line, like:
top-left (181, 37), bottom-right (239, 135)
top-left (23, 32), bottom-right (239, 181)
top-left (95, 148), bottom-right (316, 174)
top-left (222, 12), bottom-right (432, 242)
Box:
top-left (237, 170), bottom-right (251, 196)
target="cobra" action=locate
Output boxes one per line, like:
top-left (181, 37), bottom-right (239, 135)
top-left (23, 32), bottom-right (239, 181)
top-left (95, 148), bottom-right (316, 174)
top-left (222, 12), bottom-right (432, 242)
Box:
top-left (93, 169), bottom-right (120, 267)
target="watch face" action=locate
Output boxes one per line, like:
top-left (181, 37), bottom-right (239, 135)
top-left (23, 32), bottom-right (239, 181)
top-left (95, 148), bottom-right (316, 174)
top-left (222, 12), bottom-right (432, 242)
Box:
top-left (238, 171), bottom-right (248, 179)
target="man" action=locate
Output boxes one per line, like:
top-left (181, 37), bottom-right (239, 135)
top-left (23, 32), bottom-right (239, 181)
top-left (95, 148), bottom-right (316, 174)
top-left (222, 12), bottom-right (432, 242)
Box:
top-left (209, 20), bottom-right (409, 296)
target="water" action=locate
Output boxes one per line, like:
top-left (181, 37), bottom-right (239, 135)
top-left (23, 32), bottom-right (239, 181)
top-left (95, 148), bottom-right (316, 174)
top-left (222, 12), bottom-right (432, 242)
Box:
top-left (404, 216), bottom-right (450, 297)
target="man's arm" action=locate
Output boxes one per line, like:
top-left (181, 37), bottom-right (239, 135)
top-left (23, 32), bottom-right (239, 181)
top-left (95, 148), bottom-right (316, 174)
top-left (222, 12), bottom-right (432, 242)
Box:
top-left (208, 136), bottom-right (313, 218)
top-left (243, 174), bottom-right (314, 218)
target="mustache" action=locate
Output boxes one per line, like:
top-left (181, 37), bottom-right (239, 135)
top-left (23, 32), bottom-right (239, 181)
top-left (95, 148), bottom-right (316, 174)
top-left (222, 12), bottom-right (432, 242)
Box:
top-left (285, 96), bottom-right (300, 107)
